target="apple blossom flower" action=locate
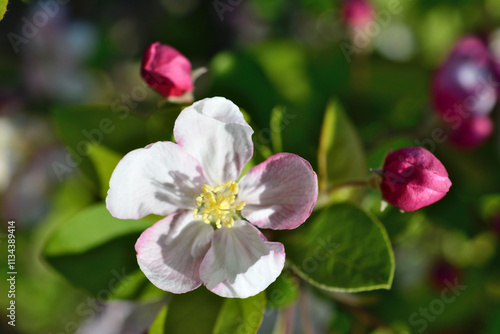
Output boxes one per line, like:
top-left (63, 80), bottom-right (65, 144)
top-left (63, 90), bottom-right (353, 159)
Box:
top-left (379, 147), bottom-right (452, 212)
top-left (106, 97), bottom-right (318, 298)
top-left (140, 42), bottom-right (194, 100)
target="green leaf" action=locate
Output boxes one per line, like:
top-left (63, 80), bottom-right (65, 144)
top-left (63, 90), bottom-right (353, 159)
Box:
top-left (318, 100), bottom-right (367, 192)
top-left (265, 271), bottom-right (299, 309)
top-left (0, 0), bottom-right (8, 21)
top-left (110, 269), bottom-right (166, 301)
top-left (87, 144), bottom-right (122, 199)
top-left (154, 289), bottom-right (266, 334)
top-left (149, 305), bottom-right (168, 334)
top-left (51, 105), bottom-right (150, 191)
top-left (45, 204), bottom-right (153, 255)
top-left (44, 203), bottom-right (158, 297)
top-left (162, 289), bottom-right (223, 334)
top-left (283, 203), bottom-right (395, 292)
top-left (213, 292), bottom-right (266, 334)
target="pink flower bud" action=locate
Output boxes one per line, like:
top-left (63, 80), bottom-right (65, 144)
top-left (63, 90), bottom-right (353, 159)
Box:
top-left (380, 147), bottom-right (452, 212)
top-left (432, 36), bottom-right (498, 118)
top-left (341, 0), bottom-right (374, 29)
top-left (449, 115), bottom-right (493, 149)
top-left (140, 42), bottom-right (193, 98)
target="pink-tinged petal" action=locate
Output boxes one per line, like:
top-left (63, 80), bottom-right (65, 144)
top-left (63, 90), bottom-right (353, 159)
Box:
top-left (106, 141), bottom-right (206, 220)
top-left (136, 212), bottom-right (213, 294)
top-left (173, 97), bottom-right (254, 186)
top-left (141, 42), bottom-right (193, 97)
top-left (199, 220), bottom-right (285, 298)
top-left (238, 153), bottom-right (318, 230)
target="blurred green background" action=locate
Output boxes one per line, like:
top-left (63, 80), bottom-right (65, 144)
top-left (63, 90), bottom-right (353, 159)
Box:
top-left (1, 0), bottom-right (500, 333)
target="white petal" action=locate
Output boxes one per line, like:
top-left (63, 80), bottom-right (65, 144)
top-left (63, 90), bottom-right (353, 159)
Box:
top-left (199, 220), bottom-right (285, 298)
top-left (238, 153), bottom-right (318, 230)
top-left (106, 141), bottom-right (206, 219)
top-left (136, 212), bottom-right (214, 294)
top-left (173, 97), bottom-right (253, 185)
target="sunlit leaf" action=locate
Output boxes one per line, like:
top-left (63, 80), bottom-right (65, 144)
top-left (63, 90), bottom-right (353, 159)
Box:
top-left (318, 100), bottom-right (367, 202)
top-left (149, 305), bottom-right (168, 334)
top-left (283, 203), bottom-right (394, 292)
top-left (213, 292), bottom-right (266, 334)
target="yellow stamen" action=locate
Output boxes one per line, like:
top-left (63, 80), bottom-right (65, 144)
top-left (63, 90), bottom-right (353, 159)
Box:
top-left (202, 185), bottom-right (213, 193)
top-left (235, 201), bottom-right (246, 211)
top-left (193, 180), bottom-right (246, 228)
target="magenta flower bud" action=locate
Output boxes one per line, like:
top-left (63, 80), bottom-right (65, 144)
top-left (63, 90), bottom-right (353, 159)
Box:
top-left (341, 0), bottom-right (374, 29)
top-left (380, 147), bottom-right (452, 212)
top-left (449, 115), bottom-right (493, 149)
top-left (432, 36), bottom-right (498, 118)
top-left (140, 42), bottom-right (193, 98)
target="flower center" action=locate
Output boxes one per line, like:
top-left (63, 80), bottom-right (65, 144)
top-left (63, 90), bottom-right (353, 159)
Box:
top-left (193, 181), bottom-right (246, 229)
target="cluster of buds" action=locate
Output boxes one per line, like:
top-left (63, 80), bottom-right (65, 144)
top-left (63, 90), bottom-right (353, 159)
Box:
top-left (432, 36), bottom-right (499, 148)
top-left (139, 42), bottom-right (454, 214)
